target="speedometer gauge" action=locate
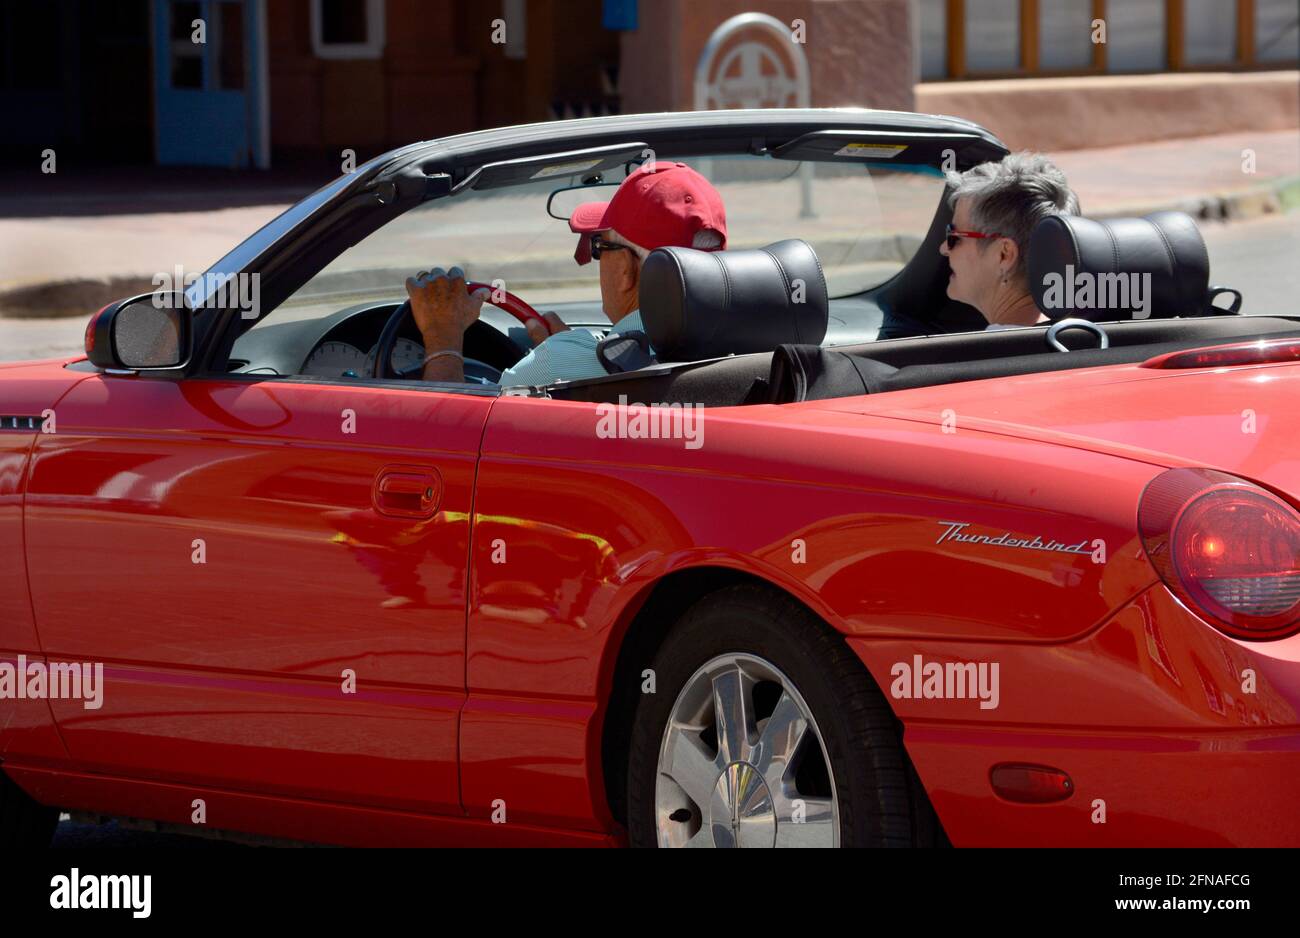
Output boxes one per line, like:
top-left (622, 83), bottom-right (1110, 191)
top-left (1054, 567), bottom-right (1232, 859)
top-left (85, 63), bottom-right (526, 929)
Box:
top-left (367, 338), bottom-right (425, 378)
top-left (302, 341), bottom-right (368, 377)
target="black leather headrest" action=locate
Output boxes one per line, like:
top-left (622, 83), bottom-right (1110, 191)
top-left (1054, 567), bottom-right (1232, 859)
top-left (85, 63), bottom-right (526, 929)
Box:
top-left (640, 239), bottom-right (829, 361)
top-left (1027, 211), bottom-right (1210, 321)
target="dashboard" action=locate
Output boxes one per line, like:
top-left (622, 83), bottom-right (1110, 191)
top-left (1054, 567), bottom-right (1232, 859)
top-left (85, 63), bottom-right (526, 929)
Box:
top-left (305, 338), bottom-right (415, 378)
top-left (226, 295), bottom-right (885, 383)
top-left (228, 301), bottom-right (531, 382)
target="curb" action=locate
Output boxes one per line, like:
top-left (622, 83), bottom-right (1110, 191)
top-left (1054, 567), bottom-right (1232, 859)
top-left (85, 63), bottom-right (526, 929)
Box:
top-left (1093, 175), bottom-right (1300, 223)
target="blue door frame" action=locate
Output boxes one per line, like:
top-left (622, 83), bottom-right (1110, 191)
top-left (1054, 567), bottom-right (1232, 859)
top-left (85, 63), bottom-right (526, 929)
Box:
top-left (153, 0), bottom-right (267, 168)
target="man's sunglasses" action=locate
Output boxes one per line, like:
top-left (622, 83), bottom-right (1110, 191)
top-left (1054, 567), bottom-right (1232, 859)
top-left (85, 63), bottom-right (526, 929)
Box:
top-left (945, 223), bottom-right (1002, 250)
top-left (590, 235), bottom-right (629, 260)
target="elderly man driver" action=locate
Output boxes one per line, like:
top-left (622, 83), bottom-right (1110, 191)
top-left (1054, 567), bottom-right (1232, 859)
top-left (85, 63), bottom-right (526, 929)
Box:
top-left (407, 161), bottom-right (727, 386)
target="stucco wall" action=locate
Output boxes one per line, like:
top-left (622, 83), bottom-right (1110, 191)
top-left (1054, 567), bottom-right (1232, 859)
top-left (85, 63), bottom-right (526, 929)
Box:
top-left (917, 71), bottom-right (1300, 152)
top-left (619, 0), bottom-right (915, 115)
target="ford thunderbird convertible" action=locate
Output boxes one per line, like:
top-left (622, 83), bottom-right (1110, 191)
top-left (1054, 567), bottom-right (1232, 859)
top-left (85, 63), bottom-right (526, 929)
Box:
top-left (2, 109), bottom-right (1297, 848)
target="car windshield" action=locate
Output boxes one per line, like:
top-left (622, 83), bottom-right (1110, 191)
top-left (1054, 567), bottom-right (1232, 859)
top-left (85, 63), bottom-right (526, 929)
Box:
top-left (267, 154), bottom-right (947, 325)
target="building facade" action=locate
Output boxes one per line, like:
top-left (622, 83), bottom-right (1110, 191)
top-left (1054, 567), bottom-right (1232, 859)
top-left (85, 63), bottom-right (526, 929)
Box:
top-left (0, 0), bottom-right (1295, 169)
top-left (918, 0), bottom-right (1299, 80)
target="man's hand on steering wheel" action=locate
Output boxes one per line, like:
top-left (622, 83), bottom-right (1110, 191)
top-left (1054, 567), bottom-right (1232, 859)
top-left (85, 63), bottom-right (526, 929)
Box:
top-left (406, 266), bottom-right (489, 383)
top-left (397, 266), bottom-right (562, 383)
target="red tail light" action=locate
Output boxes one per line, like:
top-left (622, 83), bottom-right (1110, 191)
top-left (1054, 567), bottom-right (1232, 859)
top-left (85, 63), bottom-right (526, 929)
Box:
top-left (1141, 338), bottom-right (1300, 370)
top-left (1139, 468), bottom-right (1300, 640)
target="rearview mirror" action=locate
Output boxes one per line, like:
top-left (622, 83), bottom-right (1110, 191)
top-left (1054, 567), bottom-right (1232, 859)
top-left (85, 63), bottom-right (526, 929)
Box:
top-left (546, 181), bottom-right (620, 222)
top-left (85, 291), bottom-right (192, 370)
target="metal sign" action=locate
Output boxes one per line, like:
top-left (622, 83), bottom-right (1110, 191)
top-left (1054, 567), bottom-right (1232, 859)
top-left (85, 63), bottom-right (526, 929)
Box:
top-left (694, 12), bottom-right (810, 110)
top-left (693, 12), bottom-right (814, 216)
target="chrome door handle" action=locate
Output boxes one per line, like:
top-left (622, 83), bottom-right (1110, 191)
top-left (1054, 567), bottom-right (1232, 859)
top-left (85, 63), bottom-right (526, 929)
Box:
top-left (373, 466), bottom-right (441, 519)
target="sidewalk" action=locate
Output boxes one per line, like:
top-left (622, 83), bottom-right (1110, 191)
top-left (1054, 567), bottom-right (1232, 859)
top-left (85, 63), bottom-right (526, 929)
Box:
top-left (1048, 130), bottom-right (1300, 220)
top-left (1, 129), bottom-right (1296, 319)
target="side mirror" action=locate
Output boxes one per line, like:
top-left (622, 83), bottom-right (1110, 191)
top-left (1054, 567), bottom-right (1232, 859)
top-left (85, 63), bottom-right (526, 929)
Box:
top-left (85, 292), bottom-right (193, 370)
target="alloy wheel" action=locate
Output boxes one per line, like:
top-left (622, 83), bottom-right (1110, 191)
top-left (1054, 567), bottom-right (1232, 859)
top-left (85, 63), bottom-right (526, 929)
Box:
top-left (654, 652), bottom-right (839, 847)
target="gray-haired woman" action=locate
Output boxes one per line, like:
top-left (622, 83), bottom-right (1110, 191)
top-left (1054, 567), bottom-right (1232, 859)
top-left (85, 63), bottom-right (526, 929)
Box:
top-left (940, 152), bottom-right (1080, 330)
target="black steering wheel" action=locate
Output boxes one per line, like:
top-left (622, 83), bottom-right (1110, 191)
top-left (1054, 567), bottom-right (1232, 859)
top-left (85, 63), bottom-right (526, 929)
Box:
top-left (372, 282), bottom-right (546, 381)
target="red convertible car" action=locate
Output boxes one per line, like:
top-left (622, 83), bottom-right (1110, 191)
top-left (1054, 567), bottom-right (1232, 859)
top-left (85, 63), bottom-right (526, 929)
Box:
top-left (2, 109), bottom-right (1298, 848)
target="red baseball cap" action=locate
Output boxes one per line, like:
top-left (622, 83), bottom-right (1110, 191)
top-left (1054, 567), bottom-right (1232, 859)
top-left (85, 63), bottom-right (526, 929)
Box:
top-left (568, 161), bottom-right (727, 265)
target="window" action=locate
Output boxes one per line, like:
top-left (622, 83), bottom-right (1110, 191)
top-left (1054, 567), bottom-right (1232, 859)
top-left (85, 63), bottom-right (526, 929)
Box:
top-left (1255, 0), bottom-right (1300, 63)
top-left (965, 0), bottom-right (1021, 73)
top-left (1105, 0), bottom-right (1167, 72)
top-left (502, 0), bottom-right (527, 61)
top-left (922, 0), bottom-right (1295, 79)
top-left (310, 0), bottom-right (385, 60)
top-left (1038, 0), bottom-right (1092, 71)
top-left (1107, 0), bottom-right (1170, 71)
top-left (170, 0), bottom-right (203, 89)
top-left (1183, 0), bottom-right (1237, 66)
top-left (919, 0), bottom-right (948, 80)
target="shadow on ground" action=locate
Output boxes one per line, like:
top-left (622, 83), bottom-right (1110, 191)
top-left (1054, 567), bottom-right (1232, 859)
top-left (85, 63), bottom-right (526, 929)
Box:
top-left (52, 818), bottom-right (243, 848)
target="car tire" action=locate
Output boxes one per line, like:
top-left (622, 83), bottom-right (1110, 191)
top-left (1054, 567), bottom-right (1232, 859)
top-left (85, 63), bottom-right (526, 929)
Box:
top-left (0, 769), bottom-right (58, 848)
top-left (626, 584), bottom-right (944, 847)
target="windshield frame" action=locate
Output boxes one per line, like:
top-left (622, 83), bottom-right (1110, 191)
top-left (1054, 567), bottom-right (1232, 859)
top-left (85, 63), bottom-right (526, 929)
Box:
top-left (198, 109), bottom-right (1008, 376)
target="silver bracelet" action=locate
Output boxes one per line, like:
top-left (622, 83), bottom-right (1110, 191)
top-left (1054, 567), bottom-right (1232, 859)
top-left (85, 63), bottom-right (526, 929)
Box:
top-left (422, 349), bottom-right (464, 367)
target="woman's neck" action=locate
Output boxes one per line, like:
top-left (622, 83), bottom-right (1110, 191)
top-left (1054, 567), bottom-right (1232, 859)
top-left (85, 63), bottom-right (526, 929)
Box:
top-left (983, 284), bottom-right (1046, 326)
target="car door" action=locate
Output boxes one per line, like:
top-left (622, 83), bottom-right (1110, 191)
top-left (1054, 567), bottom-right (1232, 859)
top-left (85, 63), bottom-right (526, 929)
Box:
top-left (24, 370), bottom-right (492, 815)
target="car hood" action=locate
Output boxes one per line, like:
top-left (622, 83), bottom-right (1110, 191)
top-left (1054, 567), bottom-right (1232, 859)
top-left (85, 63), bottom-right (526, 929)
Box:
top-left (0, 359), bottom-right (94, 418)
top-left (817, 357), bottom-right (1300, 500)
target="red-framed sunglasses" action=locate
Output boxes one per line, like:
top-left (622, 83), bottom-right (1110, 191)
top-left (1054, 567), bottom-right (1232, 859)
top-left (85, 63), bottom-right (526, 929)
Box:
top-left (945, 223), bottom-right (1002, 250)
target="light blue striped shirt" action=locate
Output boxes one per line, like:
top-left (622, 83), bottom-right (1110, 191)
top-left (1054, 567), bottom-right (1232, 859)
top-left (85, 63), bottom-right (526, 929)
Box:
top-left (498, 310), bottom-right (648, 387)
